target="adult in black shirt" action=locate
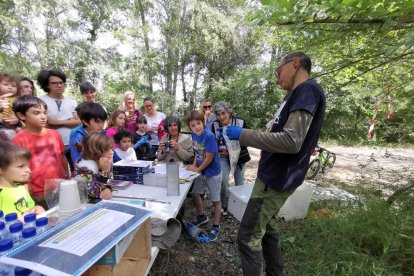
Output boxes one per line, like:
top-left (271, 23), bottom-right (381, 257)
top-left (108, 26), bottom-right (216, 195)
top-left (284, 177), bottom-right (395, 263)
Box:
top-left (226, 52), bottom-right (326, 276)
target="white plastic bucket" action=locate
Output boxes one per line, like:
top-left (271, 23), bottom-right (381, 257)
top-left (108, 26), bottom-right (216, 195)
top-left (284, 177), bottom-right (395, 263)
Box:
top-left (278, 181), bottom-right (315, 221)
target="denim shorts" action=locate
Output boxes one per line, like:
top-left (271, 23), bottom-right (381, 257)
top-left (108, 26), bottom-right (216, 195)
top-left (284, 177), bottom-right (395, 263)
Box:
top-left (192, 173), bottom-right (222, 202)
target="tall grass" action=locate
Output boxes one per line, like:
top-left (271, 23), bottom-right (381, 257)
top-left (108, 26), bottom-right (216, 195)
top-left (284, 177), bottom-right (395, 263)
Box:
top-left (281, 191), bottom-right (414, 275)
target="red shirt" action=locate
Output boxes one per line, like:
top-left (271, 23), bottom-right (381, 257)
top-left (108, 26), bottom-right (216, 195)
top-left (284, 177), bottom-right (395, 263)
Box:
top-left (12, 129), bottom-right (67, 195)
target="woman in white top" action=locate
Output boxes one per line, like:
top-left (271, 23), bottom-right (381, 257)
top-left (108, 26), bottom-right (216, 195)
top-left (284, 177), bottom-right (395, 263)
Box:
top-left (143, 97), bottom-right (166, 155)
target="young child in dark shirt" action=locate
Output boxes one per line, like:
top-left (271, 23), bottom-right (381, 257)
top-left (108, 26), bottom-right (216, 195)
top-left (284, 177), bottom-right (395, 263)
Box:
top-left (133, 116), bottom-right (152, 160)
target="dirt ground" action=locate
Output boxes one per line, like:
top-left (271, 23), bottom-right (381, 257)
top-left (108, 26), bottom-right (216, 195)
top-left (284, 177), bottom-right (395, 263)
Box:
top-left (148, 145), bottom-right (414, 276)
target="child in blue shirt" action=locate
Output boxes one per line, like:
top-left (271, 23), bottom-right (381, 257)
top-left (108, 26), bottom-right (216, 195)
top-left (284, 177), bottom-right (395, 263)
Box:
top-left (185, 110), bottom-right (222, 243)
top-left (69, 102), bottom-right (107, 164)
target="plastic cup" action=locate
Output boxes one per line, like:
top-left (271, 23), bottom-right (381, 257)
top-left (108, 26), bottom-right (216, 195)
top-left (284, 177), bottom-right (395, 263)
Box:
top-left (59, 180), bottom-right (82, 213)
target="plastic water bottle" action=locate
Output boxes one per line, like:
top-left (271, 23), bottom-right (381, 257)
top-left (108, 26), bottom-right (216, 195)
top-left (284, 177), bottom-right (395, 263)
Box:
top-left (35, 217), bottom-right (51, 235)
top-left (9, 222), bottom-right (23, 248)
top-left (21, 227), bottom-right (36, 244)
top-left (5, 213), bottom-right (18, 228)
top-left (0, 210), bottom-right (6, 224)
top-left (14, 266), bottom-right (41, 276)
top-left (0, 221), bottom-right (10, 240)
top-left (23, 214), bottom-right (36, 229)
top-left (0, 239), bottom-right (14, 275)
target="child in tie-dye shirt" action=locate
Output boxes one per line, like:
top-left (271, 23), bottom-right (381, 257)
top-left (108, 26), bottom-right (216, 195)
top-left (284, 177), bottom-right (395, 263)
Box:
top-left (72, 132), bottom-right (113, 202)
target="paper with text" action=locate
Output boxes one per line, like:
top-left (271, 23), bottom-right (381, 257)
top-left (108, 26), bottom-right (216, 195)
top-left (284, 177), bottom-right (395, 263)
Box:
top-left (40, 209), bottom-right (133, 256)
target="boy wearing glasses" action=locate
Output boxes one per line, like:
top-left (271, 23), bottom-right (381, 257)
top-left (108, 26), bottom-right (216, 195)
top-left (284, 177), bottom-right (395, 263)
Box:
top-left (38, 69), bottom-right (81, 170)
top-left (226, 52), bottom-right (326, 275)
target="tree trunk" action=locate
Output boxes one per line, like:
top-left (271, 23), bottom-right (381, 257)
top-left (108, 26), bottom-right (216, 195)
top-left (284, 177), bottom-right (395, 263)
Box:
top-left (191, 62), bottom-right (201, 110)
top-left (172, 47), bottom-right (179, 100)
top-left (165, 38), bottom-right (173, 95)
top-left (181, 61), bottom-right (187, 102)
top-left (205, 63), bottom-right (214, 99)
top-left (136, 0), bottom-right (153, 93)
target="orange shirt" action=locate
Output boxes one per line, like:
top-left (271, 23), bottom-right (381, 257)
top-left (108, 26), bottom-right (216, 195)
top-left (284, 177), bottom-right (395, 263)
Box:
top-left (12, 129), bottom-right (67, 195)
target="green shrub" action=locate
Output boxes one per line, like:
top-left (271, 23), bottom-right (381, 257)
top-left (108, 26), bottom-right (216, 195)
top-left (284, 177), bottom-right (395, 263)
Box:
top-left (281, 190), bottom-right (414, 275)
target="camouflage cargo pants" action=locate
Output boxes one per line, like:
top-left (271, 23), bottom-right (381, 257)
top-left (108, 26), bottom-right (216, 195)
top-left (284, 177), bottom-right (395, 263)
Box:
top-left (237, 178), bottom-right (294, 276)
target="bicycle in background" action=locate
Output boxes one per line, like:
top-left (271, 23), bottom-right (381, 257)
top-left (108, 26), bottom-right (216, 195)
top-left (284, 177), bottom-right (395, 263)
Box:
top-left (306, 147), bottom-right (336, 180)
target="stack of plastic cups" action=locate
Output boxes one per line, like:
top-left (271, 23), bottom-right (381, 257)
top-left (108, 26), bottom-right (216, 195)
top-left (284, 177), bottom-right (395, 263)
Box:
top-left (35, 217), bottom-right (51, 235)
top-left (0, 221), bottom-right (10, 240)
top-left (59, 179), bottom-right (82, 221)
top-left (0, 239), bottom-right (14, 275)
top-left (9, 222), bottom-right (23, 248)
top-left (23, 214), bottom-right (36, 229)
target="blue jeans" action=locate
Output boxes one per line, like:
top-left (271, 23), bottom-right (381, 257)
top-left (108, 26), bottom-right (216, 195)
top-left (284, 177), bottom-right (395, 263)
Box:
top-left (220, 158), bottom-right (245, 209)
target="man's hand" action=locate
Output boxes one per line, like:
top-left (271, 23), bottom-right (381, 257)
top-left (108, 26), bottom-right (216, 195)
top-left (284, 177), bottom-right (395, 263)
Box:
top-left (226, 125), bottom-right (243, 140)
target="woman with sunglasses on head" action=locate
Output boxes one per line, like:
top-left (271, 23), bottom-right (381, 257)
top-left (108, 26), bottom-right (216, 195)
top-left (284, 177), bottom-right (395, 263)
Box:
top-left (199, 99), bottom-right (216, 132)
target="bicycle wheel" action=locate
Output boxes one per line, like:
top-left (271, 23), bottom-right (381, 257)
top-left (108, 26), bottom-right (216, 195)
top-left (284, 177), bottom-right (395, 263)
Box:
top-left (322, 152), bottom-right (336, 173)
top-left (306, 159), bottom-right (321, 179)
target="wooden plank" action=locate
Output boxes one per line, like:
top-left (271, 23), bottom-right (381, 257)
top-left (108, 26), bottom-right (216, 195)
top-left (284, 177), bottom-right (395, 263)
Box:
top-left (88, 218), bottom-right (152, 276)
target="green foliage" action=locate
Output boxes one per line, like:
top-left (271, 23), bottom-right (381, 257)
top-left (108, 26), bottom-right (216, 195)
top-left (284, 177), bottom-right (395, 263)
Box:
top-left (256, 0), bottom-right (414, 144)
top-left (210, 66), bottom-right (282, 129)
top-left (0, 0), bottom-right (413, 144)
top-left (282, 189), bottom-right (414, 275)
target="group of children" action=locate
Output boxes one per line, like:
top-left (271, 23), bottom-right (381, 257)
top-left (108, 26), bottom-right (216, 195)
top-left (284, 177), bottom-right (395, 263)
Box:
top-left (0, 71), bottom-right (223, 243)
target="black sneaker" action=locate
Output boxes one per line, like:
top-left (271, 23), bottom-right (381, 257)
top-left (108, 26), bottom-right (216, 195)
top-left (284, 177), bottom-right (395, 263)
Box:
top-left (192, 215), bottom-right (209, 227)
